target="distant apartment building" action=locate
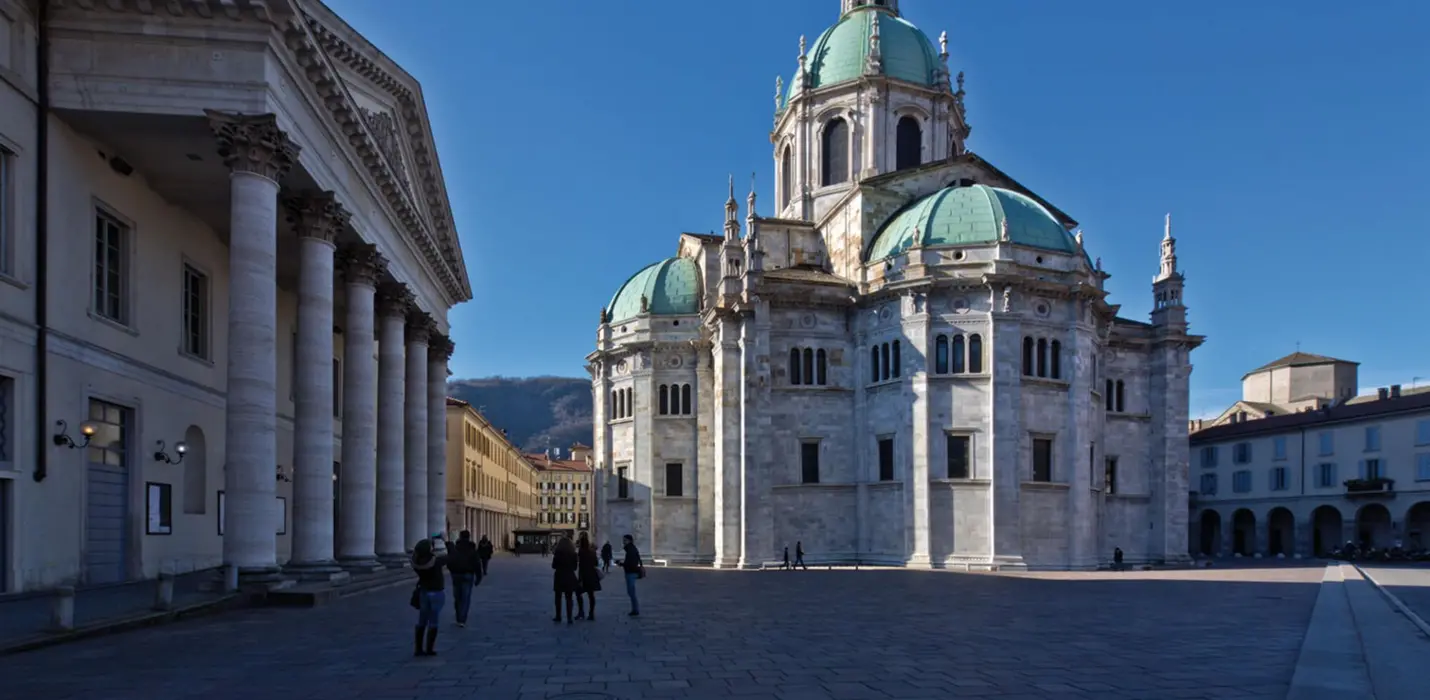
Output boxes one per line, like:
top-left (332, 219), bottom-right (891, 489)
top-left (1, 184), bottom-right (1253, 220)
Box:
top-left (525, 444), bottom-right (595, 538)
top-left (445, 399), bottom-right (539, 549)
top-left (1189, 353), bottom-right (1430, 558)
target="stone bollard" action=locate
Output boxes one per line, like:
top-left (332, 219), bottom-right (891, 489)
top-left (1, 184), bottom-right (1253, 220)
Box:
top-left (153, 573), bottom-right (175, 612)
top-left (51, 586), bottom-right (76, 632)
top-left (223, 564), bottom-right (239, 593)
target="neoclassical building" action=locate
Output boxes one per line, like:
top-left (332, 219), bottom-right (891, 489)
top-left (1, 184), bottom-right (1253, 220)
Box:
top-left (588, 0), bottom-right (1202, 570)
top-left (444, 398), bottom-right (540, 550)
top-left (0, 0), bottom-right (470, 592)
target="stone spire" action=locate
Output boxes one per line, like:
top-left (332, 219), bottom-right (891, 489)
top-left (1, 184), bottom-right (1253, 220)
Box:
top-left (1156, 213), bottom-right (1178, 282)
top-left (723, 175), bottom-right (740, 240)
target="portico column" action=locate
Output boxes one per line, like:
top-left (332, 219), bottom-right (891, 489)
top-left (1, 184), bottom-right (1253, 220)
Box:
top-left (337, 244), bottom-right (386, 571)
top-left (282, 191), bottom-right (348, 581)
top-left (404, 312), bottom-right (434, 548)
top-left (206, 110), bottom-right (298, 584)
top-left (375, 283), bottom-right (412, 564)
top-left (427, 335), bottom-right (453, 540)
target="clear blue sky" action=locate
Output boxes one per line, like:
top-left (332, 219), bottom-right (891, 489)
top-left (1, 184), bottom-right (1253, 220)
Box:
top-left (326, 0), bottom-right (1428, 418)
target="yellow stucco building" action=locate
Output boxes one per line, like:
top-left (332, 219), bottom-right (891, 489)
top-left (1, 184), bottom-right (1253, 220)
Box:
top-left (444, 398), bottom-right (538, 549)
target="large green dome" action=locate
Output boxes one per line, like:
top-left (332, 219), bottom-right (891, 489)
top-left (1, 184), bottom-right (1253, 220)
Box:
top-left (866, 185), bottom-right (1079, 261)
top-left (784, 9), bottom-right (941, 109)
top-left (606, 257), bottom-right (702, 323)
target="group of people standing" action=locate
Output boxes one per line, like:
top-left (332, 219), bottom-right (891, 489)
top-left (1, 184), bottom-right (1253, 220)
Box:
top-left (548, 533), bottom-right (645, 623)
top-left (409, 531), bottom-right (494, 656)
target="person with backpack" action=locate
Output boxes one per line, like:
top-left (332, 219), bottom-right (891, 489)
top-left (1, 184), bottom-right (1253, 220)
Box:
top-left (410, 537), bottom-right (448, 656)
top-left (447, 530), bottom-right (482, 628)
top-left (477, 535), bottom-right (494, 575)
top-left (600, 541), bottom-right (614, 573)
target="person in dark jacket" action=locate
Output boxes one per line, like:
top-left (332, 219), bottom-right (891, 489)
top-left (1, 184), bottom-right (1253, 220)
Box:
top-left (447, 530), bottom-right (482, 627)
top-left (551, 536), bottom-right (580, 624)
top-left (411, 537), bottom-right (448, 656)
top-left (600, 541), bottom-right (614, 573)
top-left (575, 534), bottom-right (602, 621)
top-left (795, 541), bottom-right (807, 570)
top-left (617, 534), bottom-right (643, 617)
top-left (477, 535), bottom-right (494, 575)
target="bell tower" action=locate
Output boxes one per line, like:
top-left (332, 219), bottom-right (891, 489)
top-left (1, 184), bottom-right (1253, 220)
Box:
top-left (1151, 214), bottom-right (1187, 330)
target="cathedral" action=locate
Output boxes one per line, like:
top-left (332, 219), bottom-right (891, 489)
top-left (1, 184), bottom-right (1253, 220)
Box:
top-left (587, 0), bottom-right (1203, 570)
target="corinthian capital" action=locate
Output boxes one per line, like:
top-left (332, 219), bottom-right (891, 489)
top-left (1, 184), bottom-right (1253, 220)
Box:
top-left (284, 190), bottom-right (349, 244)
top-left (205, 110), bottom-right (300, 180)
top-left (428, 335), bottom-right (455, 362)
top-left (406, 311), bottom-right (435, 345)
top-left (338, 243), bottom-right (387, 287)
top-left (375, 281), bottom-right (413, 318)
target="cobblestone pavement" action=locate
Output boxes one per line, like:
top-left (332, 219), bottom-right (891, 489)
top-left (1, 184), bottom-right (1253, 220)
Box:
top-left (1358, 564), bottom-right (1430, 626)
top-left (0, 556), bottom-right (1322, 700)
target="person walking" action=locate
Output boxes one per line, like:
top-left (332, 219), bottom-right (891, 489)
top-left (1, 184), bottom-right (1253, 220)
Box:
top-left (551, 536), bottom-right (580, 624)
top-left (617, 534), bottom-right (645, 617)
top-left (795, 541), bottom-right (807, 570)
top-left (477, 535), bottom-right (494, 575)
top-left (782, 546), bottom-right (791, 570)
top-left (447, 530), bottom-right (482, 628)
top-left (575, 534), bottom-right (602, 621)
top-left (601, 541), bottom-right (613, 573)
top-left (542, 539), bottom-right (550, 558)
top-left (410, 537), bottom-right (448, 656)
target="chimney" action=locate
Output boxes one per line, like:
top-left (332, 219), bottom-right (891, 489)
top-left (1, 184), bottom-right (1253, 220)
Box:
top-left (1377, 387), bottom-right (1389, 400)
top-left (1390, 384), bottom-right (1402, 398)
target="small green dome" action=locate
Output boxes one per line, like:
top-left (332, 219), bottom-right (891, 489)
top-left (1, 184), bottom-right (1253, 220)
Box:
top-left (785, 10), bottom-right (941, 109)
top-left (866, 184), bottom-right (1078, 261)
top-left (606, 257), bottom-right (702, 323)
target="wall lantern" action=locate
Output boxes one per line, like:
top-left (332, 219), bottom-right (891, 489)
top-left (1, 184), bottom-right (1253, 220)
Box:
top-left (277, 465), bottom-right (292, 483)
top-left (53, 420), bottom-right (98, 449)
top-left (154, 440), bottom-right (187, 464)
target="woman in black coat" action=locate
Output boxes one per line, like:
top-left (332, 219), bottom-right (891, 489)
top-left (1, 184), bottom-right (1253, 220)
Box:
top-left (551, 536), bottom-right (580, 624)
top-left (575, 534), bottom-right (602, 621)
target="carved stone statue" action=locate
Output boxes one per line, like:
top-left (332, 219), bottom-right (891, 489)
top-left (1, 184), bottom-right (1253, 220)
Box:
top-left (1001, 286), bottom-right (1013, 312)
top-left (640, 294), bottom-right (649, 314)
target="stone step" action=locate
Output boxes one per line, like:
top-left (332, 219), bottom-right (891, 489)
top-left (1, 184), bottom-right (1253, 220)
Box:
top-left (263, 568), bottom-right (411, 608)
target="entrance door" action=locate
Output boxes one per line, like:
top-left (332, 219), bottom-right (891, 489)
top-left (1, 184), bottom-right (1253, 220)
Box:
top-left (1, 479), bottom-right (9, 592)
top-left (85, 399), bottom-right (131, 585)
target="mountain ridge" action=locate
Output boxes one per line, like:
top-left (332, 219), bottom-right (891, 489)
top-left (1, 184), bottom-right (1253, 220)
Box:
top-left (446, 376), bottom-right (593, 453)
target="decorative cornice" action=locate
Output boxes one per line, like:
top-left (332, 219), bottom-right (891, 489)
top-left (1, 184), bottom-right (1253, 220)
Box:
top-left (375, 281), bottom-right (413, 318)
top-left (296, 12), bottom-right (471, 302)
top-left (52, 0), bottom-right (278, 23)
top-left (338, 242), bottom-right (386, 287)
top-left (284, 189), bottom-right (349, 244)
top-left (205, 110), bottom-right (299, 181)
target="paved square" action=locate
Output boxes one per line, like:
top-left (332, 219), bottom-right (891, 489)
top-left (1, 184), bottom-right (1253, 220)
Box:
top-left (0, 557), bottom-right (1322, 699)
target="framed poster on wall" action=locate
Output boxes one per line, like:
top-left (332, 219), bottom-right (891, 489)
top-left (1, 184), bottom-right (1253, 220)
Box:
top-left (276, 496), bottom-right (287, 535)
top-left (217, 490), bottom-right (225, 536)
top-left (146, 482), bottom-right (173, 535)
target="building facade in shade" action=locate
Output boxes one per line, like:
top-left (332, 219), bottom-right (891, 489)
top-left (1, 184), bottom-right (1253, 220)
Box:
top-left (444, 399), bottom-right (539, 549)
top-left (1189, 355), bottom-right (1430, 558)
top-left (587, 0), bottom-right (1202, 570)
top-left (525, 445), bottom-right (595, 538)
top-left (0, 0), bottom-right (471, 592)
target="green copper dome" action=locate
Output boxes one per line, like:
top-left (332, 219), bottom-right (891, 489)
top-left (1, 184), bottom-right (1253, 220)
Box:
top-left (784, 9), bottom-right (941, 109)
top-left (606, 257), bottom-right (702, 323)
top-left (866, 185), bottom-right (1079, 261)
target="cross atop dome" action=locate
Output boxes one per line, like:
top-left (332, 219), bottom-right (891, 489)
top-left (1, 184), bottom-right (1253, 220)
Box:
top-left (841, 0), bottom-right (899, 17)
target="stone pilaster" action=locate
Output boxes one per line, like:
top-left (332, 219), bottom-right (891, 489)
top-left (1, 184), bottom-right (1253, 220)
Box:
top-left (631, 348), bottom-right (654, 554)
top-left (906, 294), bottom-right (932, 566)
top-left (694, 341), bottom-right (717, 562)
top-left (375, 283), bottom-right (411, 565)
top-left (853, 325), bottom-right (870, 559)
top-left (427, 335), bottom-right (453, 541)
top-left (712, 318), bottom-right (743, 568)
top-left (404, 311), bottom-right (433, 549)
top-left (987, 284), bottom-right (1026, 569)
top-left (206, 110), bottom-right (298, 584)
top-left (283, 190), bottom-right (349, 582)
top-left (738, 300), bottom-right (775, 567)
top-left (336, 244), bottom-right (386, 571)
top-left (1149, 341), bottom-right (1193, 565)
top-left (1065, 303), bottom-right (1097, 569)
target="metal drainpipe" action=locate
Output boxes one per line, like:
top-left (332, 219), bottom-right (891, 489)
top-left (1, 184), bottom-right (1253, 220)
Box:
top-left (32, 0), bottom-right (51, 483)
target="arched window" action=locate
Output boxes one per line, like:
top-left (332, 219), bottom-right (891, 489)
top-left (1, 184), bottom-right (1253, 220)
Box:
top-left (1115, 380), bottom-right (1126, 413)
top-left (681, 384), bottom-right (692, 415)
top-left (616, 390), bottom-right (624, 419)
top-left (880, 343), bottom-right (891, 381)
top-left (1022, 337), bottom-right (1034, 375)
top-left (625, 388), bottom-right (633, 417)
top-left (934, 335), bottom-right (949, 374)
top-left (803, 348), bottom-right (814, 386)
top-left (968, 334), bottom-right (983, 373)
top-left (951, 335), bottom-right (966, 374)
top-left (871, 346), bottom-right (880, 383)
top-left (1105, 380), bottom-right (1115, 411)
top-left (816, 349), bottom-right (828, 386)
top-left (1050, 340), bottom-right (1062, 379)
top-left (780, 145), bottom-right (793, 211)
top-left (658, 384), bottom-right (669, 415)
top-left (821, 117), bottom-right (849, 186)
top-left (789, 348), bottom-right (802, 385)
top-left (892, 340), bottom-right (902, 378)
top-left (896, 115), bottom-right (922, 170)
top-left (1036, 338), bottom-right (1048, 377)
